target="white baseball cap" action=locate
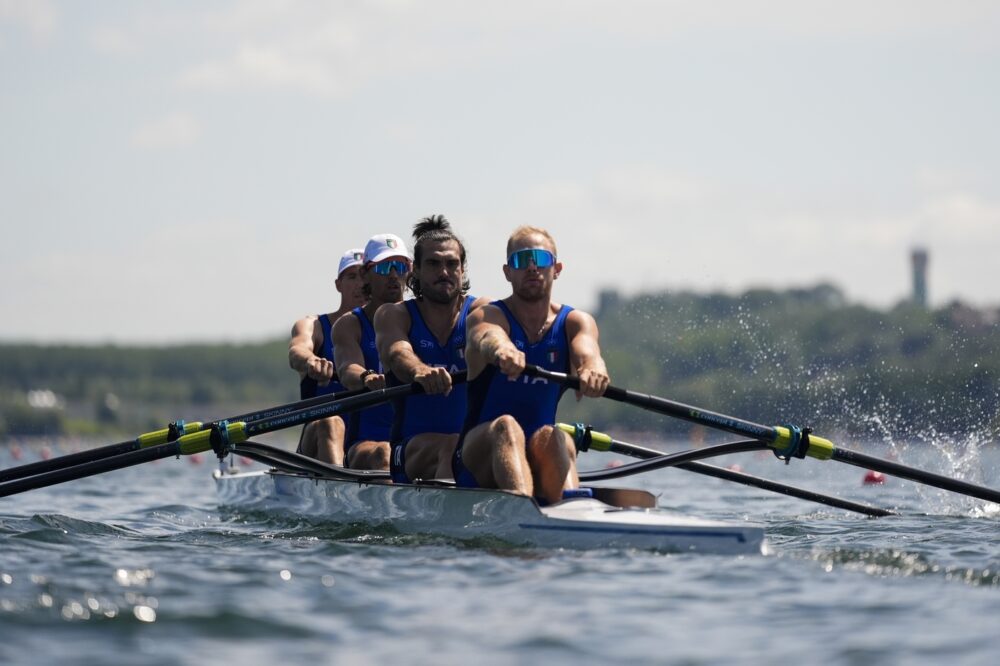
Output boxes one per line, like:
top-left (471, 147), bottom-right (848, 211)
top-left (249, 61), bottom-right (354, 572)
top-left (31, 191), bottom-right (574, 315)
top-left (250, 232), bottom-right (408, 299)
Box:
top-left (363, 233), bottom-right (411, 265)
top-left (337, 248), bottom-right (365, 277)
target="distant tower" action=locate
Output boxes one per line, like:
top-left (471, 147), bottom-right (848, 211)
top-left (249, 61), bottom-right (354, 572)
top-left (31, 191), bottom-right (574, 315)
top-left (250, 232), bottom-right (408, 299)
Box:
top-left (596, 289), bottom-right (621, 318)
top-left (911, 247), bottom-right (928, 307)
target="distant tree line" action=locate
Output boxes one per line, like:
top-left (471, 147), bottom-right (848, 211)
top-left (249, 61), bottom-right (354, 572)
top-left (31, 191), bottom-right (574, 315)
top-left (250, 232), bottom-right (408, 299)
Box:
top-left (559, 284), bottom-right (1000, 442)
top-left (1, 284), bottom-right (998, 441)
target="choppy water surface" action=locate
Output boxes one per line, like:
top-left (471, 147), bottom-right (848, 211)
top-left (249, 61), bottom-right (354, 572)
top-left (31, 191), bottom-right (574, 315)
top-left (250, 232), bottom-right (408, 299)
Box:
top-left (3, 436), bottom-right (1000, 665)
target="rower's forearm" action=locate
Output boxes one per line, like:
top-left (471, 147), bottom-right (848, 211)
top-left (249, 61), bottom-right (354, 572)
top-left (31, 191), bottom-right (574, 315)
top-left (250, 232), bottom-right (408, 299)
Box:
top-left (386, 348), bottom-right (426, 383)
top-left (338, 363), bottom-right (369, 390)
top-left (476, 328), bottom-right (514, 364)
top-left (288, 344), bottom-right (315, 372)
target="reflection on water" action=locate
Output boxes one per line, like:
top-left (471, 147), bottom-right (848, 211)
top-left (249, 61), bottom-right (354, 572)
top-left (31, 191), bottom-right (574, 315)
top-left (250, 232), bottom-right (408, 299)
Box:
top-left (2, 435), bottom-right (1000, 665)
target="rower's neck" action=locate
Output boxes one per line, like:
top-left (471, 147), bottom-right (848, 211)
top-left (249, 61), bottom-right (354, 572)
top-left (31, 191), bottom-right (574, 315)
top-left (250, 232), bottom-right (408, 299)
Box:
top-left (505, 296), bottom-right (557, 343)
top-left (417, 296), bottom-right (463, 345)
top-left (363, 296), bottom-right (395, 320)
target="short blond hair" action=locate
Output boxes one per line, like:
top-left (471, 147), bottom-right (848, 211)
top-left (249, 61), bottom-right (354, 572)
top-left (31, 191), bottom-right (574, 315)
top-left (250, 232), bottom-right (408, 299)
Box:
top-left (506, 226), bottom-right (558, 257)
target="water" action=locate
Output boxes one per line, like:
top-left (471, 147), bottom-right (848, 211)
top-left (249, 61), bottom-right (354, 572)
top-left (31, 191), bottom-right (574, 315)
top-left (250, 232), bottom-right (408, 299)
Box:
top-left (3, 436), bottom-right (1000, 665)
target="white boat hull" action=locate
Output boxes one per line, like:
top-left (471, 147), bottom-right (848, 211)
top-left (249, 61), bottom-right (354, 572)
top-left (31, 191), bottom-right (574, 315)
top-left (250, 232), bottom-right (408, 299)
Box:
top-left (214, 469), bottom-right (765, 555)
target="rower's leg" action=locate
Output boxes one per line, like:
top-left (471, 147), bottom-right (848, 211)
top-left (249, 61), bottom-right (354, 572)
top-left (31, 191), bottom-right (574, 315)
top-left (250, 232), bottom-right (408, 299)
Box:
top-left (460, 416), bottom-right (532, 495)
top-left (346, 440), bottom-right (390, 471)
top-left (526, 425), bottom-right (578, 504)
top-left (403, 433), bottom-right (457, 481)
top-left (303, 416), bottom-right (346, 465)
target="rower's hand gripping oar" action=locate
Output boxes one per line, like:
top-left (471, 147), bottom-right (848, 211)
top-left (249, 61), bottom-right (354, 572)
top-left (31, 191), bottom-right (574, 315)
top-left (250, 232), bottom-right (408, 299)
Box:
top-left (524, 364), bottom-right (1000, 507)
top-left (0, 373), bottom-right (466, 498)
top-left (560, 423), bottom-right (894, 517)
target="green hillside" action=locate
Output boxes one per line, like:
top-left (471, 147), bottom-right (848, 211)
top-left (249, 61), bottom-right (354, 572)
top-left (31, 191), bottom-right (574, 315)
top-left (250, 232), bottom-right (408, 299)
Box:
top-left (2, 284), bottom-right (998, 442)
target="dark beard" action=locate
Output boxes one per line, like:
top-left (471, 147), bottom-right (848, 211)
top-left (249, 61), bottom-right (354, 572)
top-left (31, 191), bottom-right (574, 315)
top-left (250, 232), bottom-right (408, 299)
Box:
top-left (421, 282), bottom-right (457, 304)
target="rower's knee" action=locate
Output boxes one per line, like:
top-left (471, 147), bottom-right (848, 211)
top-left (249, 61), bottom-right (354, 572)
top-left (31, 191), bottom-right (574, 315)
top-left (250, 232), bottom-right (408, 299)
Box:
top-left (316, 416), bottom-right (345, 440)
top-left (530, 426), bottom-right (576, 462)
top-left (489, 415), bottom-right (525, 447)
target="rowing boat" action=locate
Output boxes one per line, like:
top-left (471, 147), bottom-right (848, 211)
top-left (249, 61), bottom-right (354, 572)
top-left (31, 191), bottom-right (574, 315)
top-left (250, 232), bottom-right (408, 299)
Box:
top-left (12, 369), bottom-right (994, 556)
top-left (213, 467), bottom-right (767, 555)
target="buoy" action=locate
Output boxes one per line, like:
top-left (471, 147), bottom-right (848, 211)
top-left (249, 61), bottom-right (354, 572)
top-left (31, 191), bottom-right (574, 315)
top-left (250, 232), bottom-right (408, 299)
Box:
top-left (10, 445), bottom-right (23, 461)
top-left (604, 459), bottom-right (624, 469)
top-left (863, 470), bottom-right (885, 485)
top-left (40, 446), bottom-right (52, 460)
top-left (239, 456), bottom-right (253, 466)
top-left (189, 453), bottom-right (204, 465)
top-left (727, 464), bottom-right (743, 473)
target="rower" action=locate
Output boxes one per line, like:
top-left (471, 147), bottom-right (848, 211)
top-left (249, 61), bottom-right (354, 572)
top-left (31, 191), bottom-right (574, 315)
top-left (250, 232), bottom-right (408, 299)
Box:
top-left (375, 215), bottom-right (489, 482)
top-left (288, 248), bottom-right (367, 464)
top-left (332, 234), bottom-right (411, 470)
top-left (455, 226), bottom-right (610, 503)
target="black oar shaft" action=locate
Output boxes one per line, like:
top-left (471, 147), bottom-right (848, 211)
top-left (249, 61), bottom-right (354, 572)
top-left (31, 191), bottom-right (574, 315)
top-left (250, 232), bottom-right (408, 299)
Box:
top-left (0, 439), bottom-right (140, 483)
top-left (0, 442), bottom-right (183, 498)
top-left (0, 386), bottom-right (367, 485)
top-left (576, 430), bottom-right (893, 517)
top-left (243, 372), bottom-right (467, 437)
top-left (831, 448), bottom-right (1000, 505)
top-left (524, 365), bottom-right (778, 441)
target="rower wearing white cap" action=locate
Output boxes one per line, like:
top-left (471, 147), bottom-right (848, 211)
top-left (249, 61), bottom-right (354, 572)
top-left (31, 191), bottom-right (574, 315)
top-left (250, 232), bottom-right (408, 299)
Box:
top-left (289, 248), bottom-right (367, 464)
top-left (332, 234), bottom-right (411, 470)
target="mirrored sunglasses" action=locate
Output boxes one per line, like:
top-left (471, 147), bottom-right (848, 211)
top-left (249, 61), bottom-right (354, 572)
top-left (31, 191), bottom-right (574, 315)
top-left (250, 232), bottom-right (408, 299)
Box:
top-left (371, 260), bottom-right (410, 276)
top-left (507, 248), bottom-right (556, 270)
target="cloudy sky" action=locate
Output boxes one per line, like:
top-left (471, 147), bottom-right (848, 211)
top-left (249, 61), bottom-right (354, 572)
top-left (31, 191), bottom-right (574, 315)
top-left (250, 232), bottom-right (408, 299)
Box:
top-left (2, 1), bottom-right (998, 344)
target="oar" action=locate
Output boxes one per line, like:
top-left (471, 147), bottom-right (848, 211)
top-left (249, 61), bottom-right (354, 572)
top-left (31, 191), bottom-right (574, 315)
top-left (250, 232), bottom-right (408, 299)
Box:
top-left (0, 374), bottom-right (464, 498)
top-left (561, 423), bottom-right (894, 517)
top-left (0, 385), bottom-right (367, 484)
top-left (525, 365), bottom-right (1000, 507)
top-left (232, 441), bottom-right (391, 482)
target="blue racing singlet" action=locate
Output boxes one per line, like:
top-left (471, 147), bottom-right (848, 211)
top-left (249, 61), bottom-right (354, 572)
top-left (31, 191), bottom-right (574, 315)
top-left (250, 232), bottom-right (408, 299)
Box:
top-left (388, 295), bottom-right (475, 443)
top-left (299, 314), bottom-right (346, 399)
top-left (344, 307), bottom-right (393, 449)
top-left (461, 301), bottom-right (573, 444)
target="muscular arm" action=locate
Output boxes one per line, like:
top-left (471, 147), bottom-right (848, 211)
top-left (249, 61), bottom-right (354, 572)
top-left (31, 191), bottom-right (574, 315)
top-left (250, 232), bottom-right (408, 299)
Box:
top-left (289, 315), bottom-right (335, 385)
top-left (466, 305), bottom-right (521, 379)
top-left (331, 313), bottom-right (385, 391)
top-left (565, 310), bottom-right (610, 398)
top-left (374, 303), bottom-right (453, 394)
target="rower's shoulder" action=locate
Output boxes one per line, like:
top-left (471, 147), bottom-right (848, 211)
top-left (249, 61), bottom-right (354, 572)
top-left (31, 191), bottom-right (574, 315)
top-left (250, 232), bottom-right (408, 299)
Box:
top-left (564, 307), bottom-right (598, 332)
top-left (291, 313), bottom-right (319, 338)
top-left (468, 299), bottom-right (506, 326)
top-left (373, 300), bottom-right (410, 328)
top-left (468, 295), bottom-right (493, 311)
top-left (331, 308), bottom-right (362, 337)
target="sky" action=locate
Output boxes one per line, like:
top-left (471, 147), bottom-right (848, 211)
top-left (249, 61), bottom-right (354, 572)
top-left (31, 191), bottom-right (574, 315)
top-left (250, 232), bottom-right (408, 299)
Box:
top-left (2, 1), bottom-right (999, 344)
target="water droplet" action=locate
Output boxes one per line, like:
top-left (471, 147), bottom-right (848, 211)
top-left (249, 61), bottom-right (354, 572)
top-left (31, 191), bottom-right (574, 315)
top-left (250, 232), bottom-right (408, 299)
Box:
top-left (279, 569), bottom-right (292, 581)
top-left (133, 605), bottom-right (156, 623)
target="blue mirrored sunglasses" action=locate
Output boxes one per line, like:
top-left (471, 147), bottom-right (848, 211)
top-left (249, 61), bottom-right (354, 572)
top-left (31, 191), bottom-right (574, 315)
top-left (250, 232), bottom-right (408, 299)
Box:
top-left (371, 260), bottom-right (410, 276)
top-left (507, 248), bottom-right (556, 270)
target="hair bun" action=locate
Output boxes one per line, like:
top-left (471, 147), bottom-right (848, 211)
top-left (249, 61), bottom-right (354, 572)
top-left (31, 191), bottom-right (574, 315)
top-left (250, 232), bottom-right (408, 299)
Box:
top-left (412, 214), bottom-right (451, 240)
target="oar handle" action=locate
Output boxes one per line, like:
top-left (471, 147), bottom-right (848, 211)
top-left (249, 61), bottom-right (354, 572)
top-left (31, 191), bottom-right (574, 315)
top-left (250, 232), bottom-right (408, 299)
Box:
top-left (244, 371), bottom-right (469, 437)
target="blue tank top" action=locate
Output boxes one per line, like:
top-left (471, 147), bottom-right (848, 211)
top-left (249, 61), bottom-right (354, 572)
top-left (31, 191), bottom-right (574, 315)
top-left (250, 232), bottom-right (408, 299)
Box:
top-left (299, 314), bottom-right (346, 399)
top-left (462, 301), bottom-right (573, 441)
top-left (345, 307), bottom-right (393, 445)
top-left (389, 295), bottom-right (475, 441)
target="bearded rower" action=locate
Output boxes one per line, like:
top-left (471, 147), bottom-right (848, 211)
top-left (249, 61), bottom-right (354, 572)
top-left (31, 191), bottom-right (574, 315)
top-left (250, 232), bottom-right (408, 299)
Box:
top-left (375, 215), bottom-right (489, 482)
